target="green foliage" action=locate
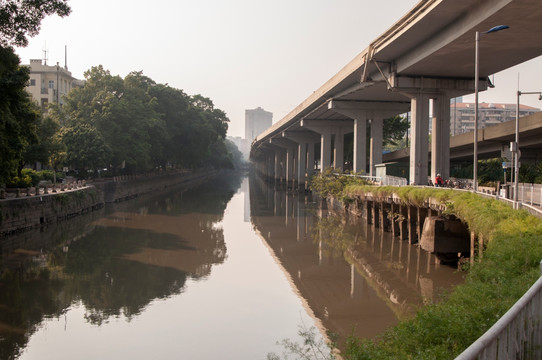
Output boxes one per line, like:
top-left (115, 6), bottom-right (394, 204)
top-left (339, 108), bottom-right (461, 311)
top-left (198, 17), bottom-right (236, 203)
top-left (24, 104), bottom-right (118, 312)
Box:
top-left (383, 115), bottom-right (409, 147)
top-left (0, 0), bottom-right (71, 47)
top-left (6, 175), bottom-right (31, 188)
top-left (59, 122), bottom-right (110, 175)
top-left (268, 322), bottom-right (336, 360)
top-left (57, 66), bottom-right (231, 174)
top-left (316, 183), bottom-right (542, 359)
top-left (0, 46), bottom-right (40, 185)
top-left (309, 168), bottom-right (369, 202)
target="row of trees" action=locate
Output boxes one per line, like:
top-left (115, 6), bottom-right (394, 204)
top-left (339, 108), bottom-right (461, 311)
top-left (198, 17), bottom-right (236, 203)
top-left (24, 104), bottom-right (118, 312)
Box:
top-left (47, 66), bottom-right (237, 176)
top-left (1, 55), bottom-right (242, 185)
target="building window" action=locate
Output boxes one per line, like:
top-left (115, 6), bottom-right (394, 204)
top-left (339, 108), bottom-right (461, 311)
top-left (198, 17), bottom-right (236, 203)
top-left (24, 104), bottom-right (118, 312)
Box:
top-left (48, 80), bottom-right (54, 89)
top-left (30, 79), bottom-right (36, 86)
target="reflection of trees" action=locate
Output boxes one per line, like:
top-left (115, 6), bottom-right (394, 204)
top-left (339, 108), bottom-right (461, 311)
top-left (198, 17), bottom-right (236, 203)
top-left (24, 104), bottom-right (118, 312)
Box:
top-left (0, 172), bottom-right (243, 359)
top-left (58, 227), bottom-right (192, 325)
top-left (312, 214), bottom-right (359, 259)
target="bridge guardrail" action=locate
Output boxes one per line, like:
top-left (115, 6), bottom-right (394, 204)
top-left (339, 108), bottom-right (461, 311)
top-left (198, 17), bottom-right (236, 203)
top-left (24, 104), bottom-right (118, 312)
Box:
top-left (454, 261), bottom-right (542, 360)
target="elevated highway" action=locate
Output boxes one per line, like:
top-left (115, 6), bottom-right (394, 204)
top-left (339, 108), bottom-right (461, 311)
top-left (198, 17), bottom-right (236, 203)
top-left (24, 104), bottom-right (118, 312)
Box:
top-left (250, 0), bottom-right (542, 186)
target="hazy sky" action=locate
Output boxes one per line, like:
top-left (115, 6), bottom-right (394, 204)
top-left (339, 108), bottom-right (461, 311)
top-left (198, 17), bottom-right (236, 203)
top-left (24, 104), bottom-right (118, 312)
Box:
top-left (15, 0), bottom-right (542, 138)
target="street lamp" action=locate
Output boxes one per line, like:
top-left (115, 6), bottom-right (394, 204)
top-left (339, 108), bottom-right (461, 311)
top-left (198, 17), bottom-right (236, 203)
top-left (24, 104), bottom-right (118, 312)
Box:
top-left (473, 25), bottom-right (509, 192)
top-left (514, 90), bottom-right (542, 208)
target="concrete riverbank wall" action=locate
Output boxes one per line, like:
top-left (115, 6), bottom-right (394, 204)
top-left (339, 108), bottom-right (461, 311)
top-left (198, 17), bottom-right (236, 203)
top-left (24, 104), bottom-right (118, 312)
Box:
top-left (0, 170), bottom-right (218, 237)
top-left (326, 192), bottom-right (476, 264)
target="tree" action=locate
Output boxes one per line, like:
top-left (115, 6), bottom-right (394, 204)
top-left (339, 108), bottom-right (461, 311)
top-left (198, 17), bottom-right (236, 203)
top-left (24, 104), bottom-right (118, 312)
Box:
top-left (23, 115), bottom-right (61, 167)
top-left (61, 66), bottom-right (162, 173)
top-left (383, 114), bottom-right (409, 147)
top-left (0, 46), bottom-right (40, 184)
top-left (0, 0), bottom-right (71, 47)
top-left (59, 123), bottom-right (110, 176)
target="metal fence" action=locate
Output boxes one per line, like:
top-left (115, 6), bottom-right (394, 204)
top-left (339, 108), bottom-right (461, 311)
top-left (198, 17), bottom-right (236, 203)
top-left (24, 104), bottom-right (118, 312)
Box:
top-left (455, 261), bottom-right (542, 360)
top-left (512, 183), bottom-right (542, 207)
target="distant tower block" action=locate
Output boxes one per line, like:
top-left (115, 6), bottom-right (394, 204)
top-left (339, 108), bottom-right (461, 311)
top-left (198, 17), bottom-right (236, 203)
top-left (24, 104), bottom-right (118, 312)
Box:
top-left (245, 107), bottom-right (272, 141)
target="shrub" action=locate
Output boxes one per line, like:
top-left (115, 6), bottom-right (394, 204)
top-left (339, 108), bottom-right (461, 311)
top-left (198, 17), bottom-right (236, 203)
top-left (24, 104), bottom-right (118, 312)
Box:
top-left (7, 175), bottom-right (32, 188)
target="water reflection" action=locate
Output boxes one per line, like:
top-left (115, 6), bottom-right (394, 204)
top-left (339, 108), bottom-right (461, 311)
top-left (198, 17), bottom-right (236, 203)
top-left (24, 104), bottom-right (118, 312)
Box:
top-left (249, 175), bottom-right (464, 345)
top-left (0, 174), bottom-right (241, 360)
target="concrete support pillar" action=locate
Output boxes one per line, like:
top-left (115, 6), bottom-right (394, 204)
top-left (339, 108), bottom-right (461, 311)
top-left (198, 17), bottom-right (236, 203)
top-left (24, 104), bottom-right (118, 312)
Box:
top-left (333, 129), bottom-right (344, 172)
top-left (353, 118), bottom-right (367, 174)
top-left (431, 94), bottom-right (451, 181)
top-left (321, 131), bottom-right (332, 173)
top-left (286, 147), bottom-right (295, 187)
top-left (370, 117), bottom-right (383, 177)
top-left (307, 142), bottom-right (315, 179)
top-left (410, 94), bottom-right (430, 185)
top-left (282, 132), bottom-right (321, 190)
top-left (297, 142), bottom-right (307, 189)
top-left (300, 119), bottom-right (352, 174)
top-left (267, 154), bottom-right (274, 179)
top-left (270, 138), bottom-right (297, 186)
top-left (274, 151), bottom-right (281, 182)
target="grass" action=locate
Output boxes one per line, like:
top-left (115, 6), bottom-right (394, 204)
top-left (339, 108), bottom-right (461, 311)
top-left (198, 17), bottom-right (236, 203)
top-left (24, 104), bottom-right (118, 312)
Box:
top-left (308, 172), bottom-right (542, 359)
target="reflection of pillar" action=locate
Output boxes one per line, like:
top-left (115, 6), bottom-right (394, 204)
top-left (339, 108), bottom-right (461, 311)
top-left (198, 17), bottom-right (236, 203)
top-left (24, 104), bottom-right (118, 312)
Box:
top-left (408, 206), bottom-right (417, 244)
top-left (415, 246), bottom-right (421, 285)
top-left (390, 230), bottom-right (395, 261)
top-left (350, 263), bottom-right (355, 298)
top-left (410, 94), bottom-right (430, 185)
top-left (431, 94), bottom-right (451, 181)
top-left (274, 188), bottom-right (280, 216)
top-left (370, 118), bottom-right (383, 177)
top-left (406, 243), bottom-right (412, 282)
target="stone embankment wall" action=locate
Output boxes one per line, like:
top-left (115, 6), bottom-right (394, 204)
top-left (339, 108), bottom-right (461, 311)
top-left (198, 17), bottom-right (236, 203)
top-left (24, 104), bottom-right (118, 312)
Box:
top-left (0, 170), bottom-right (217, 237)
top-left (327, 192), bottom-right (474, 261)
top-left (0, 187), bottom-right (102, 236)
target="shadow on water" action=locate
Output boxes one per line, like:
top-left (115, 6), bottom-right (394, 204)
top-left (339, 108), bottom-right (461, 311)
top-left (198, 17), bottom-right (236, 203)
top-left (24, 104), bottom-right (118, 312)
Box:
top-left (0, 171), bottom-right (244, 360)
top-left (248, 174), bottom-right (465, 349)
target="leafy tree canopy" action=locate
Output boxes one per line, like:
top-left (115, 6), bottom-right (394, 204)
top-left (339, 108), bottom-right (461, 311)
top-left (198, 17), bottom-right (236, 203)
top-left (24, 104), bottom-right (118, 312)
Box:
top-left (0, 46), bottom-right (40, 184)
top-left (58, 66), bottom-right (232, 174)
top-left (0, 0), bottom-right (71, 47)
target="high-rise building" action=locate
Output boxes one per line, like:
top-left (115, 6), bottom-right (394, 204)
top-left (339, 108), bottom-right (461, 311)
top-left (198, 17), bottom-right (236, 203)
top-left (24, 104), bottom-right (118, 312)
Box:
top-left (24, 58), bottom-right (84, 113)
top-left (450, 100), bottom-right (539, 135)
top-left (245, 107), bottom-right (272, 142)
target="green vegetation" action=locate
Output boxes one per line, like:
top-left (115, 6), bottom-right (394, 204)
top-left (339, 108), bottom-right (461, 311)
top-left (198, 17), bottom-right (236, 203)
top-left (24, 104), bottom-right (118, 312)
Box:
top-left (47, 67), bottom-right (235, 177)
top-left (0, 1), bottom-right (71, 48)
top-left (309, 171), bottom-right (542, 359)
top-left (308, 168), bottom-right (369, 203)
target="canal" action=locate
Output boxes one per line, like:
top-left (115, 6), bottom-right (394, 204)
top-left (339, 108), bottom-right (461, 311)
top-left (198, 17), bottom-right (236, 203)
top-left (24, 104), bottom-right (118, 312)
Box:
top-left (0, 172), bottom-right (464, 359)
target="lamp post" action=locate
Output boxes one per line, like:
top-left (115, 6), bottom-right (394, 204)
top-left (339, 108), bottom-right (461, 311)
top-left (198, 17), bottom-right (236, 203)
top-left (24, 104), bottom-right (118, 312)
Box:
top-left (473, 25), bottom-right (509, 192)
top-left (514, 90), bottom-right (542, 208)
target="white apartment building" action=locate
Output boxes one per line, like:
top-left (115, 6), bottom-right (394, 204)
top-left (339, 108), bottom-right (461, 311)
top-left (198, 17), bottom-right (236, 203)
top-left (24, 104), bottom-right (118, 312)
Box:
top-left (450, 101), bottom-right (539, 135)
top-left (24, 59), bottom-right (83, 113)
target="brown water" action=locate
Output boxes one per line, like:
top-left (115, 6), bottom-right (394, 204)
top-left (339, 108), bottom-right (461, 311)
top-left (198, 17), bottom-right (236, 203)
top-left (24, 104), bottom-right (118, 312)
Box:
top-left (0, 173), bottom-right (464, 359)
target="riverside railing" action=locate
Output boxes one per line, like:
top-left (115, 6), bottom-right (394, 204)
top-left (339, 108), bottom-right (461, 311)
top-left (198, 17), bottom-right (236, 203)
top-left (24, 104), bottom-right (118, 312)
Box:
top-left (339, 174), bottom-right (408, 186)
top-left (455, 261), bottom-right (542, 360)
